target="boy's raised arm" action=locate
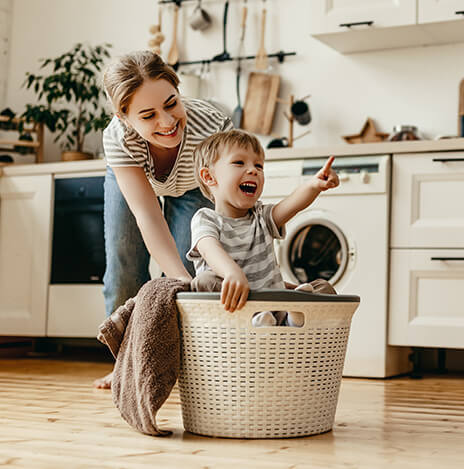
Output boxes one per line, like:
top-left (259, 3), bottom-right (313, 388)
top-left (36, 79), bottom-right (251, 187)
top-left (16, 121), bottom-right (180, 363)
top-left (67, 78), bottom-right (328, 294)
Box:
top-left (272, 156), bottom-right (339, 229)
top-left (196, 237), bottom-right (250, 312)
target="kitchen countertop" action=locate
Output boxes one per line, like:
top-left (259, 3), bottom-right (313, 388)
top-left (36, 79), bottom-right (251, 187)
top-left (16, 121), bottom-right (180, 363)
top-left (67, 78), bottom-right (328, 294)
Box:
top-left (1, 138), bottom-right (464, 177)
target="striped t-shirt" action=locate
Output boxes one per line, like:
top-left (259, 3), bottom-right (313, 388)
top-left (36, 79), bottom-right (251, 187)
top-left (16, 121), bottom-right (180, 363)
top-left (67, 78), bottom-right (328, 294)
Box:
top-left (187, 202), bottom-right (286, 290)
top-left (102, 98), bottom-right (233, 197)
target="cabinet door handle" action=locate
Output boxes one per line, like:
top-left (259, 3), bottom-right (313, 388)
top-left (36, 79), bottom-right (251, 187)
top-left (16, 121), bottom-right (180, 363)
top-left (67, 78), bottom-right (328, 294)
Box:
top-left (339, 21), bottom-right (374, 28)
top-left (455, 11), bottom-right (464, 16)
top-left (432, 158), bottom-right (464, 162)
top-left (430, 257), bottom-right (464, 261)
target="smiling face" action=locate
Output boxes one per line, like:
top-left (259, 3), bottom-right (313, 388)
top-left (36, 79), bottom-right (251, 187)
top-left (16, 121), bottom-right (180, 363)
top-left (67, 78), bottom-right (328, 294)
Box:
top-left (124, 78), bottom-right (187, 151)
top-left (202, 144), bottom-right (265, 218)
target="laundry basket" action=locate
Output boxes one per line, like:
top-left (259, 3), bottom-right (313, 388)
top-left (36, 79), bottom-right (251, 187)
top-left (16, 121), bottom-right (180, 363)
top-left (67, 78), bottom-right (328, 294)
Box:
top-left (176, 289), bottom-right (360, 439)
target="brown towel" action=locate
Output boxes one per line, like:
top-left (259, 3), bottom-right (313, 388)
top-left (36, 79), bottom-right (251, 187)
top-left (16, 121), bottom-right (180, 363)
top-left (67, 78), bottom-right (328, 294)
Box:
top-left (97, 277), bottom-right (206, 358)
top-left (97, 297), bottom-right (136, 359)
top-left (111, 278), bottom-right (187, 436)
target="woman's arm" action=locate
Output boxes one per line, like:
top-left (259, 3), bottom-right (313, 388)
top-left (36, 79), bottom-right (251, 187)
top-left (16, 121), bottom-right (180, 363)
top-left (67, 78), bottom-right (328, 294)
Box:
top-left (196, 236), bottom-right (249, 312)
top-left (272, 156), bottom-right (339, 229)
top-left (112, 166), bottom-right (191, 282)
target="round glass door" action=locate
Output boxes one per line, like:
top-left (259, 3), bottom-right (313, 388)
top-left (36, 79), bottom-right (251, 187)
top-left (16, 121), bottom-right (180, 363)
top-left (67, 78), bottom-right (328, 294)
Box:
top-left (287, 220), bottom-right (348, 286)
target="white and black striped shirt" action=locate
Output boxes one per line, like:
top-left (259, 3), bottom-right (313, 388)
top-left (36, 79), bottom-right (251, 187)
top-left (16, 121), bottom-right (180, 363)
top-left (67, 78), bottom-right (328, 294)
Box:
top-left (102, 98), bottom-right (233, 197)
top-left (187, 202), bottom-right (286, 290)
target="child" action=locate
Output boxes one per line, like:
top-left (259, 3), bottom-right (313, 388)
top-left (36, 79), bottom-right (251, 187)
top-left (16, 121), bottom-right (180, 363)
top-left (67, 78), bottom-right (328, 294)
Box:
top-left (187, 130), bottom-right (339, 326)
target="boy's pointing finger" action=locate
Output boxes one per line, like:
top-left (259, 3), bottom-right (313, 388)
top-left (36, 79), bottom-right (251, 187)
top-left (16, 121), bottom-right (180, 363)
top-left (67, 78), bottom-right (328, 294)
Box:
top-left (322, 156), bottom-right (335, 175)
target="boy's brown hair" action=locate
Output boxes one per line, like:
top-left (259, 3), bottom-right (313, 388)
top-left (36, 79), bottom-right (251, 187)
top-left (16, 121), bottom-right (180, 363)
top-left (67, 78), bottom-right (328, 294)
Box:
top-left (193, 129), bottom-right (265, 202)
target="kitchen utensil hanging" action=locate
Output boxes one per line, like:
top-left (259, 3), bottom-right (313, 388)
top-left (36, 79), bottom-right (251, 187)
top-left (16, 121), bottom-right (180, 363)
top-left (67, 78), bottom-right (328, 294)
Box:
top-left (459, 78), bottom-right (464, 137)
top-left (167, 4), bottom-right (180, 65)
top-left (148, 5), bottom-right (165, 55)
top-left (255, 0), bottom-right (268, 71)
top-left (189, 0), bottom-right (212, 31)
top-left (232, 1), bottom-right (248, 128)
top-left (213, 1), bottom-right (231, 62)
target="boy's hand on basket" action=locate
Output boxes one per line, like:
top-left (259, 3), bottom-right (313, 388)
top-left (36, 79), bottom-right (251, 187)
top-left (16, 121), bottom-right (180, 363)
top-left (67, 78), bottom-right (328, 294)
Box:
top-left (221, 268), bottom-right (249, 312)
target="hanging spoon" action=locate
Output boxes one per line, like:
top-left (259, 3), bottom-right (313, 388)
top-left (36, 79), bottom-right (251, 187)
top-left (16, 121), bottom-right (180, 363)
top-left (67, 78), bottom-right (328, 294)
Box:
top-left (255, 0), bottom-right (268, 71)
top-left (167, 4), bottom-right (179, 66)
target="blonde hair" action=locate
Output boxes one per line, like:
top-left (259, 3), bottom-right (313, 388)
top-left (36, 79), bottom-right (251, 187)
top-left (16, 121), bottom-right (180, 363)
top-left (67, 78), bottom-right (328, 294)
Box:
top-left (102, 50), bottom-right (179, 116)
top-left (193, 129), bottom-right (265, 202)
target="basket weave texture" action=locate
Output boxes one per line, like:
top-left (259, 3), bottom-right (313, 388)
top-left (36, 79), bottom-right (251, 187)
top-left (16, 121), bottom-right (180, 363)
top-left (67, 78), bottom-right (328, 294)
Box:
top-left (176, 299), bottom-right (358, 439)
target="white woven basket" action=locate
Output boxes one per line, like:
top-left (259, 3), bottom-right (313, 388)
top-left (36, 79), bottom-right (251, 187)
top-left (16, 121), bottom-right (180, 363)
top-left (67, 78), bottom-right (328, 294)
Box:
top-left (176, 290), bottom-right (360, 439)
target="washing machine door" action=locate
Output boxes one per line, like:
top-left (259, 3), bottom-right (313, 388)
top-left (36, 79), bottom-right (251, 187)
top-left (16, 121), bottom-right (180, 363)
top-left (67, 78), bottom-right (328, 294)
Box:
top-left (280, 212), bottom-right (349, 286)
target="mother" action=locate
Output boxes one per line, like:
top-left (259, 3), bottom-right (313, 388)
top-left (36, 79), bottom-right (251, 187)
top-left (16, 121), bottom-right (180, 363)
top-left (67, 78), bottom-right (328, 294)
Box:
top-left (94, 51), bottom-right (232, 388)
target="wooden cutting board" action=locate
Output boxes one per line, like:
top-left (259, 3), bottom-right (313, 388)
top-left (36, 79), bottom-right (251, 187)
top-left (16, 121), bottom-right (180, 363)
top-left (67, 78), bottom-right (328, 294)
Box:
top-left (242, 72), bottom-right (280, 135)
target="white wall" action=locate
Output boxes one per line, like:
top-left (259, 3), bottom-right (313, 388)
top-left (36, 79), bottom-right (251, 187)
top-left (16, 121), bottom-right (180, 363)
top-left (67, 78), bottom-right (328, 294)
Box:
top-left (5, 0), bottom-right (464, 162)
top-left (0, 0), bottom-right (12, 109)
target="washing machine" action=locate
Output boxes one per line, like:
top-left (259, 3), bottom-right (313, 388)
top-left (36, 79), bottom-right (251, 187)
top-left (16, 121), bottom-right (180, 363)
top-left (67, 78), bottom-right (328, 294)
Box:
top-left (262, 154), bottom-right (409, 378)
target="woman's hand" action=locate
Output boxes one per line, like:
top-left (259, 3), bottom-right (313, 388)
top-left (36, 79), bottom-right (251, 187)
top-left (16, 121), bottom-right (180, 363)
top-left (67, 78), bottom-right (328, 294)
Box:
top-left (221, 267), bottom-right (249, 312)
top-left (313, 156), bottom-right (339, 192)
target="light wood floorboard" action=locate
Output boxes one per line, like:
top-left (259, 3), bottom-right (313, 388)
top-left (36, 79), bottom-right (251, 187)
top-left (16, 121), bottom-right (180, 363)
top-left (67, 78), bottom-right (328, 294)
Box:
top-left (0, 359), bottom-right (463, 469)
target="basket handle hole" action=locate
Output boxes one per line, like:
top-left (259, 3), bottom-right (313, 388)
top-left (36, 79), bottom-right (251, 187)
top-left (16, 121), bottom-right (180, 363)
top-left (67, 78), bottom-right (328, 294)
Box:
top-left (251, 310), bottom-right (305, 328)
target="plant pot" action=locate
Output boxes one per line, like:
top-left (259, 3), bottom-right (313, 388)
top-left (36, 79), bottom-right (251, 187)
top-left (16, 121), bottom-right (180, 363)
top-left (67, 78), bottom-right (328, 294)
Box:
top-left (61, 151), bottom-right (93, 162)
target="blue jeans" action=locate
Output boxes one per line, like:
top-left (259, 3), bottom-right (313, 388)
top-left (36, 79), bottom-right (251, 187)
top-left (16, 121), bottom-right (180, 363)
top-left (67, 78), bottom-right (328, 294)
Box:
top-left (102, 166), bottom-right (212, 317)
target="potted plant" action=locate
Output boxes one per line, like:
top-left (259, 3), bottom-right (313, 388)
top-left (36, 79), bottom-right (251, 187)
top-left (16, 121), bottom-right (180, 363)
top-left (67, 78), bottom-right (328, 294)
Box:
top-left (20, 43), bottom-right (112, 161)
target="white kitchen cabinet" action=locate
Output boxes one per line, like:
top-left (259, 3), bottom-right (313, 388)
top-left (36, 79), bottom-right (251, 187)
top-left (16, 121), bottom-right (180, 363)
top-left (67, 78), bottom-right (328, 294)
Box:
top-left (0, 174), bottom-right (53, 335)
top-left (419, 0), bottom-right (464, 23)
top-left (391, 152), bottom-right (464, 249)
top-left (310, 0), bottom-right (464, 53)
top-left (309, 0), bottom-right (416, 34)
top-left (389, 152), bottom-right (464, 350)
top-left (389, 249), bottom-right (464, 348)
top-left (47, 285), bottom-right (105, 338)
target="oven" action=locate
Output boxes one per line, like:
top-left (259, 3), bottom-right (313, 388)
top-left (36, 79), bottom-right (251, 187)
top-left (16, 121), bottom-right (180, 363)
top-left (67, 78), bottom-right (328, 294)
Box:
top-left (51, 176), bottom-right (105, 284)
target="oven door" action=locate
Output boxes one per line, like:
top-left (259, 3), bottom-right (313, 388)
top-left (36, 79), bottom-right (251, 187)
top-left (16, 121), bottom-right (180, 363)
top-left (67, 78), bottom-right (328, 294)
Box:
top-left (51, 177), bottom-right (105, 284)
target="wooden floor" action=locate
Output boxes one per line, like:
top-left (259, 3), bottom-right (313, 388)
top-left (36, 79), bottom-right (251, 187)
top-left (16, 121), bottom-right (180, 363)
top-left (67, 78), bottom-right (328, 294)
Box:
top-left (1, 359), bottom-right (463, 469)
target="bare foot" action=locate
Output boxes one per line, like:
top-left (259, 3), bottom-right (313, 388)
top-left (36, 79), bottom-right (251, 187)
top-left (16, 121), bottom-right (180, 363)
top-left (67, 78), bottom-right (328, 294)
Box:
top-left (93, 371), bottom-right (113, 389)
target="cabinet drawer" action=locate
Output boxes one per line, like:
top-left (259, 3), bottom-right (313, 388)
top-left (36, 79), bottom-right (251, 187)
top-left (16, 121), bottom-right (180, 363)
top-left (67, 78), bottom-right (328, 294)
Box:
top-left (47, 285), bottom-right (106, 338)
top-left (391, 152), bottom-right (464, 248)
top-left (389, 249), bottom-right (464, 348)
top-left (419, 0), bottom-right (464, 23)
top-left (309, 0), bottom-right (416, 34)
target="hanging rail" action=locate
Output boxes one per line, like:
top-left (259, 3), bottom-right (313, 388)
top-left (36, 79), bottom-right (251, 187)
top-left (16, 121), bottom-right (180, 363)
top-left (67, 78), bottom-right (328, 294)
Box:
top-left (173, 50), bottom-right (296, 69)
top-left (158, 0), bottom-right (243, 4)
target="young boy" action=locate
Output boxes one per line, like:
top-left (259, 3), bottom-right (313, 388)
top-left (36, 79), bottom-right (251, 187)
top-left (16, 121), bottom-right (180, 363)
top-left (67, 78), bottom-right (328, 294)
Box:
top-left (187, 130), bottom-right (339, 326)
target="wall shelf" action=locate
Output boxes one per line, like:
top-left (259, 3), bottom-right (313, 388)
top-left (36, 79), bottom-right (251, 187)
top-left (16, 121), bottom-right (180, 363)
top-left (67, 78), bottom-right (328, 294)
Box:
top-left (0, 116), bottom-right (44, 164)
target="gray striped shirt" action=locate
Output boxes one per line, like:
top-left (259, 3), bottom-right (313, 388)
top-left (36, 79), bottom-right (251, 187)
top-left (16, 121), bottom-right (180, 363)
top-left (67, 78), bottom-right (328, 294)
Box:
top-left (102, 98), bottom-right (233, 197)
top-left (187, 202), bottom-right (286, 289)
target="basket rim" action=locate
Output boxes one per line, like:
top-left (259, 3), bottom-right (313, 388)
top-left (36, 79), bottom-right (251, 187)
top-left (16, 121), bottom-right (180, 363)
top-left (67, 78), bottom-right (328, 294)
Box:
top-left (177, 289), bottom-right (360, 303)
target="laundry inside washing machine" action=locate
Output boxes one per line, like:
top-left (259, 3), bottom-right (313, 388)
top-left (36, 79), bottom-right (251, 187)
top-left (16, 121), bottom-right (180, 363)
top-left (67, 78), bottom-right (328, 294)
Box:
top-left (288, 223), bottom-right (347, 284)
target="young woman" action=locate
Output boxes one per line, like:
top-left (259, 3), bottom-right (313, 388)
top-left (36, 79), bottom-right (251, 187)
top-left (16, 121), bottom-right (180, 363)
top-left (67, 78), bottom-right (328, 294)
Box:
top-left (94, 51), bottom-right (232, 388)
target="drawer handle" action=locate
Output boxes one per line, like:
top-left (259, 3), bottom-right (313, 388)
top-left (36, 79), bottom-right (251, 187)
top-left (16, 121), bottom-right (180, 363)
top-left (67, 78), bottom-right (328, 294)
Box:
top-left (339, 21), bottom-right (374, 28)
top-left (430, 257), bottom-right (464, 261)
top-left (432, 158), bottom-right (464, 162)
top-left (455, 11), bottom-right (464, 16)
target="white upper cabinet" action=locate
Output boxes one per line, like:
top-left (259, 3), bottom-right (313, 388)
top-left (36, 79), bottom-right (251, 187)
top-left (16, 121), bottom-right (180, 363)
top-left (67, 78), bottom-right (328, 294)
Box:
top-left (310, 0), bottom-right (464, 53)
top-left (309, 0), bottom-right (416, 34)
top-left (419, 0), bottom-right (464, 23)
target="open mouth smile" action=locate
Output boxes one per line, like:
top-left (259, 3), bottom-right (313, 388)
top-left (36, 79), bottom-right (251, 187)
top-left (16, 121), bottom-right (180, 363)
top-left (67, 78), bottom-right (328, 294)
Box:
top-left (239, 182), bottom-right (258, 195)
top-left (155, 122), bottom-right (179, 137)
